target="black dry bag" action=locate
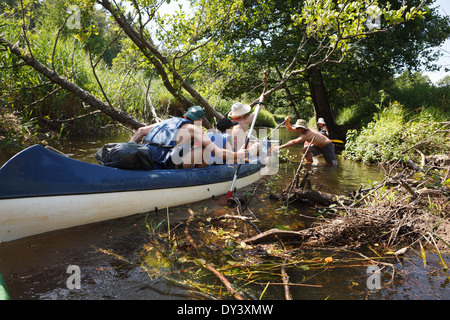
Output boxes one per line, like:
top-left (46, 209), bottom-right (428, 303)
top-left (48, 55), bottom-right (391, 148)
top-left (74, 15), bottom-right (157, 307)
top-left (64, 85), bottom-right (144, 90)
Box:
top-left (96, 142), bottom-right (154, 170)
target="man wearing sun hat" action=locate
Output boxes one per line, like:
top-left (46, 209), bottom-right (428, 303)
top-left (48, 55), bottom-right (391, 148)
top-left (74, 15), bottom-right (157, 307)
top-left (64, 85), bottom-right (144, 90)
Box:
top-left (297, 117), bottom-right (329, 163)
top-left (229, 102), bottom-right (252, 119)
top-left (130, 106), bottom-right (246, 169)
top-left (274, 116), bottom-right (337, 166)
top-left (228, 92), bottom-right (267, 152)
top-left (316, 117), bottom-right (329, 137)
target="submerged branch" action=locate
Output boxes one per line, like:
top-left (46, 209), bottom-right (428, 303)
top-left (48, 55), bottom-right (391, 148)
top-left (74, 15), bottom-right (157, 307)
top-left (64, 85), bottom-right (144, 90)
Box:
top-left (137, 149), bottom-right (449, 299)
top-left (185, 207), bottom-right (246, 300)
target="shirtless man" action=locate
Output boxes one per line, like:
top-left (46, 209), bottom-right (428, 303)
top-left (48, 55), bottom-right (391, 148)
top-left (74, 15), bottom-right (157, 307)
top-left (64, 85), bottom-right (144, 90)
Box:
top-left (285, 116), bottom-right (330, 163)
top-left (130, 106), bottom-right (246, 169)
top-left (229, 93), bottom-right (265, 154)
top-left (273, 117), bottom-right (337, 166)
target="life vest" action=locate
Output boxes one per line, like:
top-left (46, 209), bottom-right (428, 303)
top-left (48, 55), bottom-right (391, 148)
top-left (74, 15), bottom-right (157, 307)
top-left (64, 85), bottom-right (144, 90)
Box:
top-left (143, 117), bottom-right (192, 147)
top-left (207, 130), bottom-right (232, 164)
top-left (143, 117), bottom-right (192, 169)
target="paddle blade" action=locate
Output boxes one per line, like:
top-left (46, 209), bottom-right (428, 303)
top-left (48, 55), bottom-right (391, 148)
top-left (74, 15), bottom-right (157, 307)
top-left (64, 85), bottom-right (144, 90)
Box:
top-left (216, 193), bottom-right (231, 206)
top-left (216, 191), bottom-right (238, 206)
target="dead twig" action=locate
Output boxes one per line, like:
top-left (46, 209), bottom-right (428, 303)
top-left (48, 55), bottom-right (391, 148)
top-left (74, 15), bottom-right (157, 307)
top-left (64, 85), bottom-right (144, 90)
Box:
top-left (211, 214), bottom-right (261, 234)
top-left (281, 259), bottom-right (292, 300)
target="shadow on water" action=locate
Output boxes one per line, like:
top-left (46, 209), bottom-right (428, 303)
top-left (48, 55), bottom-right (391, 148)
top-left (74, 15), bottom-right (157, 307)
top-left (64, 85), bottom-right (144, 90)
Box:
top-left (0, 129), bottom-right (448, 300)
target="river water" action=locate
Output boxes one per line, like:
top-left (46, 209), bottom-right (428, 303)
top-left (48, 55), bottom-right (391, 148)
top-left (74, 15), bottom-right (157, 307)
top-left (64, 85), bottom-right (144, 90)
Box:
top-left (0, 129), bottom-right (448, 300)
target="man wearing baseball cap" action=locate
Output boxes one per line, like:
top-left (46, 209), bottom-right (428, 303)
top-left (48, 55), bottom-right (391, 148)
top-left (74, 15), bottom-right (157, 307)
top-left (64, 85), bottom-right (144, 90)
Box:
top-left (130, 106), bottom-right (246, 169)
top-left (183, 105), bottom-right (206, 121)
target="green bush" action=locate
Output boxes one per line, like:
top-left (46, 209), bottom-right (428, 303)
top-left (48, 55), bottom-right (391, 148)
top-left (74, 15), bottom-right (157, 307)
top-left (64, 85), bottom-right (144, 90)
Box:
top-left (388, 71), bottom-right (450, 112)
top-left (273, 114), bottom-right (287, 123)
top-left (256, 109), bottom-right (277, 128)
top-left (336, 99), bottom-right (379, 127)
top-left (342, 102), bottom-right (450, 164)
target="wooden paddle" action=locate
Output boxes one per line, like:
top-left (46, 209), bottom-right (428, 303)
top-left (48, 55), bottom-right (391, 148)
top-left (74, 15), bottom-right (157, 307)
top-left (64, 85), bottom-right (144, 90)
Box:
top-left (262, 118), bottom-right (286, 140)
top-left (285, 136), bottom-right (315, 196)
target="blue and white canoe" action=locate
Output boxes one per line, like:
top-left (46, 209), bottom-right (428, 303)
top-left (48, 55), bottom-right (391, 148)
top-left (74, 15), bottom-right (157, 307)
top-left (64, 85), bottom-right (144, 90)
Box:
top-left (0, 144), bottom-right (269, 242)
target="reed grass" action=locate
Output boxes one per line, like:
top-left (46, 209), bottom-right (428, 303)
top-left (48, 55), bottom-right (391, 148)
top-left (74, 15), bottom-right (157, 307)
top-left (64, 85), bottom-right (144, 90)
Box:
top-left (343, 102), bottom-right (450, 164)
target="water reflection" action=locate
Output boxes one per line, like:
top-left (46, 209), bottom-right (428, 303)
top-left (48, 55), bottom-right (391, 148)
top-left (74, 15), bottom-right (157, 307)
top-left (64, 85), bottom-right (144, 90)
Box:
top-left (306, 158), bottom-right (384, 195)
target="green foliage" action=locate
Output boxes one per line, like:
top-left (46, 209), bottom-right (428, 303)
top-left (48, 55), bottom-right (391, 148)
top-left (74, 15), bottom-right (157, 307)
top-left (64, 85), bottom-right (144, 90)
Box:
top-left (387, 70), bottom-right (450, 112)
top-left (335, 99), bottom-right (378, 127)
top-left (342, 101), bottom-right (450, 163)
top-left (272, 113), bottom-right (287, 123)
top-left (151, 0), bottom-right (248, 103)
top-left (1, 0), bottom-right (449, 146)
top-left (255, 108), bottom-right (277, 127)
top-left (336, 70), bottom-right (450, 128)
top-left (343, 102), bottom-right (405, 163)
top-left (0, 0), bottom-right (180, 138)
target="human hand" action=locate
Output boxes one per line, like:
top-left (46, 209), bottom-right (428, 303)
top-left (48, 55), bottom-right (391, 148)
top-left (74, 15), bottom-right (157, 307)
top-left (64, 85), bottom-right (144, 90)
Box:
top-left (236, 149), bottom-right (249, 162)
top-left (269, 146), bottom-right (280, 153)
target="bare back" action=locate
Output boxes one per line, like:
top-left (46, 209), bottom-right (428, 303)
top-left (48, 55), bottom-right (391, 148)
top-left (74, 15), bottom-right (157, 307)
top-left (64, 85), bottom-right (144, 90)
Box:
top-left (299, 129), bottom-right (331, 148)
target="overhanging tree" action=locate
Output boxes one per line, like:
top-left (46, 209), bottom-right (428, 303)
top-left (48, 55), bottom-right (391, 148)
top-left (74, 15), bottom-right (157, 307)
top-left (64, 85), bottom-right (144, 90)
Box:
top-left (216, 0), bottom-right (446, 139)
top-left (0, 0), bottom-right (430, 133)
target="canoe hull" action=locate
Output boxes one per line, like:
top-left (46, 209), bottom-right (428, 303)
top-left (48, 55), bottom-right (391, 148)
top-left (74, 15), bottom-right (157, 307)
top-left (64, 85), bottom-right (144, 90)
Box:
top-left (0, 170), bottom-right (261, 242)
top-left (0, 145), bottom-right (266, 242)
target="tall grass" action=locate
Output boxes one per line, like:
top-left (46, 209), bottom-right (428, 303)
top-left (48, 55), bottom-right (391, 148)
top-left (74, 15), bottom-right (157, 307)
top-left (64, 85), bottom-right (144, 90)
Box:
top-left (335, 98), bottom-right (379, 127)
top-left (342, 102), bottom-right (450, 163)
top-left (0, 17), bottom-right (183, 135)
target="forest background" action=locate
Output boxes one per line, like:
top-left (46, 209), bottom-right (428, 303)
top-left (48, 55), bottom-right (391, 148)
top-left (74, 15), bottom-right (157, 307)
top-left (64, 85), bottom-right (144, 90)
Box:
top-left (0, 0), bottom-right (449, 164)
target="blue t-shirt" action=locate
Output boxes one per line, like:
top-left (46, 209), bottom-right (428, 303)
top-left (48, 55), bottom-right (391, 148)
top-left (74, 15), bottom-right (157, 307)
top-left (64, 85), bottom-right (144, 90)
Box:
top-left (207, 131), bottom-right (232, 164)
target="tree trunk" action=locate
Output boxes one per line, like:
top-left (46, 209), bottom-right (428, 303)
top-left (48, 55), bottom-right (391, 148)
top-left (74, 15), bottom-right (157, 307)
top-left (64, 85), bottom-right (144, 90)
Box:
top-left (0, 36), bottom-right (146, 130)
top-left (307, 66), bottom-right (345, 140)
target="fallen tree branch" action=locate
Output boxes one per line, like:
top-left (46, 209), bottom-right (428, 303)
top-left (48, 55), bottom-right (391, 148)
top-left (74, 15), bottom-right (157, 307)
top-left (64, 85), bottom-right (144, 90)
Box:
top-left (201, 262), bottom-right (245, 300)
top-left (281, 259), bottom-right (292, 300)
top-left (395, 178), bottom-right (418, 200)
top-left (243, 228), bottom-right (312, 245)
top-left (289, 189), bottom-right (337, 207)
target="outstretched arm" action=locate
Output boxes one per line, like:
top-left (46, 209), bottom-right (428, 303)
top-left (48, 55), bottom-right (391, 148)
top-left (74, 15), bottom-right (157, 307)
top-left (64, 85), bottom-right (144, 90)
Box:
top-left (272, 136), bottom-right (304, 152)
top-left (130, 125), bottom-right (154, 143)
top-left (197, 126), bottom-right (246, 162)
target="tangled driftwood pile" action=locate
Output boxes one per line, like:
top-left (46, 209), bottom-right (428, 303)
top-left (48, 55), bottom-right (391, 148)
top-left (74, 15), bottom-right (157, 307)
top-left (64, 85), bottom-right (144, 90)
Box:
top-left (136, 152), bottom-right (449, 299)
top-left (264, 153), bottom-right (450, 250)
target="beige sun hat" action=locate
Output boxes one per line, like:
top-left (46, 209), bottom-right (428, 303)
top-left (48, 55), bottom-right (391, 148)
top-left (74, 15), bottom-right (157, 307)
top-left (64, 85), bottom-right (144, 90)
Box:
top-left (293, 119), bottom-right (308, 129)
top-left (229, 102), bottom-right (251, 118)
top-left (317, 117), bottom-right (326, 124)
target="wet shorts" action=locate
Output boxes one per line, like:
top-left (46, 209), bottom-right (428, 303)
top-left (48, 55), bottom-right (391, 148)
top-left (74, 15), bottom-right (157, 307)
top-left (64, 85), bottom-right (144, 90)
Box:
top-left (310, 142), bottom-right (337, 166)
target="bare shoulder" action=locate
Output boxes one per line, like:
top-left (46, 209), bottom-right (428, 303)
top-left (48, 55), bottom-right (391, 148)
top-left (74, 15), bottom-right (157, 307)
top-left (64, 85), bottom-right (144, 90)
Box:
top-left (139, 124), bottom-right (154, 134)
top-left (246, 112), bottom-right (256, 123)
